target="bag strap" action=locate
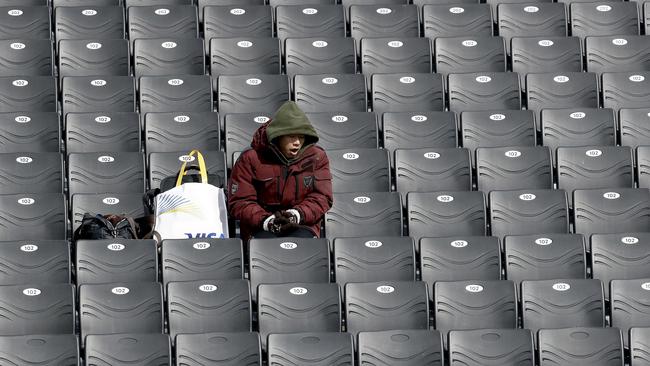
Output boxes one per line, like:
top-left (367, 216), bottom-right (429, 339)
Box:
top-left (176, 150), bottom-right (208, 186)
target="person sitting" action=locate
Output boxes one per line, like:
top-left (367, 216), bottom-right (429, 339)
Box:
top-left (227, 101), bottom-right (333, 241)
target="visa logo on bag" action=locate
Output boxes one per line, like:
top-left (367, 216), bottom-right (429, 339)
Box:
top-left (184, 232), bottom-right (226, 239)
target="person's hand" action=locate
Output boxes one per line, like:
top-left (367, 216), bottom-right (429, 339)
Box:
top-left (264, 211), bottom-right (288, 234)
top-left (282, 209), bottom-right (301, 224)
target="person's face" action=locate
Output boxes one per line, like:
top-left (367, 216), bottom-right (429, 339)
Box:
top-left (277, 134), bottom-right (305, 159)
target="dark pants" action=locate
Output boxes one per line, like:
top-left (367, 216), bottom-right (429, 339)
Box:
top-left (252, 227), bottom-right (316, 239)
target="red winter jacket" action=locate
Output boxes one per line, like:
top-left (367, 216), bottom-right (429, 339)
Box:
top-left (228, 123), bottom-right (333, 242)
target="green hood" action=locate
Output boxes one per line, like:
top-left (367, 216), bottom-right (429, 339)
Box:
top-left (266, 101), bottom-right (319, 145)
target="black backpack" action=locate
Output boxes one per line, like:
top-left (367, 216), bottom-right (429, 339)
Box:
top-left (73, 213), bottom-right (139, 241)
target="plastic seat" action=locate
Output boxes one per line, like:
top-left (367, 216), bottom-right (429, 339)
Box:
top-left (217, 74), bottom-right (289, 117)
top-left (285, 37), bottom-right (355, 77)
top-left (460, 110), bottom-right (535, 160)
top-left (449, 329), bottom-right (534, 366)
top-left (139, 75), bottom-right (212, 115)
top-left (371, 73), bottom-right (445, 115)
top-left (223, 112), bottom-right (269, 168)
top-left (70, 193), bottom-right (147, 233)
top-left (0, 76), bottom-right (56, 113)
top-left (0, 112), bottom-right (59, 153)
top-left (66, 112), bottom-right (140, 153)
top-left (571, 1), bottom-right (639, 39)
top-left (586, 36), bottom-right (650, 74)
top-left (68, 152), bottom-right (145, 196)
top-left (0, 152), bottom-right (62, 194)
top-left (434, 36), bottom-right (506, 76)
top-left (128, 5), bottom-right (197, 43)
top-left (602, 71), bottom-right (650, 111)
top-left (294, 74), bottom-right (367, 113)
top-left (325, 191), bottom-right (402, 238)
top-left (573, 188), bottom-right (650, 237)
top-left (487, 0), bottom-right (552, 16)
top-left (58, 39), bottom-right (129, 77)
top-left (630, 327), bottom-right (650, 366)
top-left (144, 111), bottom-right (219, 154)
top-left (306, 111), bottom-right (378, 150)
top-left (328, 148), bottom-right (390, 193)
top-left (395, 147), bottom-right (472, 195)
top-left (0, 6), bottom-right (50, 39)
top-left (276, 5), bottom-right (345, 41)
top-left (203, 5), bottom-right (272, 39)
top-left (611, 279), bottom-right (650, 346)
top-left (0, 334), bottom-right (79, 366)
top-left (591, 232), bottom-right (650, 297)
top-left (360, 37), bottom-right (432, 77)
top-left (0, 39), bottom-right (52, 76)
top-left (423, 4), bottom-right (492, 38)
top-left (134, 38), bottom-right (204, 77)
top-left (85, 334), bottom-right (170, 365)
top-left (448, 72), bottom-right (521, 112)
top-left (61, 76), bottom-right (135, 116)
top-left (620, 108), bottom-right (650, 148)
top-left (210, 37), bottom-right (279, 75)
top-left (0, 240), bottom-right (70, 285)
top-left (148, 150), bottom-right (226, 190)
top-left (267, 332), bottom-right (354, 366)
top-left (161, 238), bottom-right (243, 285)
top-left (526, 72), bottom-right (599, 117)
top-left (55, 6), bottom-right (124, 40)
top-left (640, 146), bottom-right (650, 189)
top-left (476, 146), bottom-right (552, 192)
top-left (0, 0), bottom-right (47, 5)
top-left (382, 111), bottom-right (457, 158)
top-left (511, 36), bottom-right (583, 83)
top-left (358, 329), bottom-right (444, 366)
top-left (126, 0), bottom-right (192, 6)
top-left (490, 189), bottom-right (568, 238)
top-left (53, 0), bottom-right (119, 6)
top-left (76, 239), bottom-right (157, 285)
top-left (0, 193), bottom-right (66, 241)
top-left (270, 0), bottom-right (336, 7)
top-left (542, 108), bottom-right (616, 150)
top-left (498, 3), bottom-right (567, 52)
top-left (538, 327), bottom-right (624, 366)
top-left (350, 4), bottom-right (419, 50)
top-left (176, 332), bottom-right (262, 366)
top-left (334, 236), bottom-right (415, 286)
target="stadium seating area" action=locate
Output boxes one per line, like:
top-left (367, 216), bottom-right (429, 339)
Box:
top-left (0, 0), bottom-right (649, 364)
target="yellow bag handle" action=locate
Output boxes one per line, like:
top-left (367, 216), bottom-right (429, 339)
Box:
top-left (176, 150), bottom-right (208, 187)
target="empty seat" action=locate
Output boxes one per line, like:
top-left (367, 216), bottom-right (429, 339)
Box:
top-left (490, 189), bottom-right (569, 238)
top-left (306, 111), bottom-right (378, 150)
top-left (61, 76), bottom-right (135, 116)
top-left (586, 36), bottom-right (650, 74)
top-left (434, 36), bottom-right (506, 75)
top-left (434, 280), bottom-right (517, 334)
top-left (0, 240), bottom-right (70, 285)
top-left (328, 148), bottom-right (390, 193)
top-left (203, 5), bottom-right (272, 39)
top-left (0, 39), bottom-right (52, 76)
top-left (448, 72), bottom-right (521, 112)
top-left (420, 236), bottom-right (501, 285)
top-left (0, 6), bottom-right (50, 39)
top-left (71, 193), bottom-right (146, 232)
top-left (382, 111), bottom-right (457, 157)
top-left (620, 108), bottom-right (650, 148)
top-left (258, 282), bottom-right (340, 347)
top-left (345, 281), bottom-right (428, 335)
top-left (223, 112), bottom-right (270, 168)
top-left (58, 39), bottom-right (129, 77)
top-left (542, 108), bottom-right (616, 150)
top-left (167, 279), bottom-right (251, 338)
top-left (602, 71), bottom-right (650, 111)
top-left (325, 191), bottom-right (402, 238)
top-left (80, 282), bottom-right (163, 338)
top-left (591, 233), bottom-right (650, 297)
top-left (139, 75), bottom-right (212, 115)
top-left (611, 279), bottom-right (650, 346)
top-left (0, 334), bottom-right (79, 366)
top-left (504, 233), bottom-right (586, 284)
top-left (630, 327), bottom-right (650, 366)
top-left (573, 188), bottom-right (650, 237)
top-left (538, 327), bottom-right (624, 366)
top-left (276, 5), bottom-right (345, 41)
top-left (407, 191), bottom-right (487, 240)
top-left (511, 36), bottom-right (583, 81)
top-left (271, 0), bottom-right (337, 8)
top-left (521, 279), bottom-right (605, 333)
top-left (395, 147), bottom-right (472, 195)
top-left (358, 329), bottom-right (444, 365)
top-left (0, 112), bottom-right (59, 153)
top-left (371, 73), bottom-right (445, 115)
top-left (0, 283), bottom-right (75, 335)
top-left (487, 0), bottom-right (553, 17)
top-left (0, 193), bottom-right (66, 241)
top-left (0, 76), bottom-right (56, 112)
top-left (126, 0), bottom-right (193, 6)
top-left (76, 239), bottom-right (157, 285)
top-left (361, 37), bottom-right (432, 77)
top-left (148, 150), bottom-right (226, 190)
top-left (68, 152), bottom-right (145, 196)
top-left (498, 3), bottom-right (567, 50)
top-left (423, 4), bottom-right (492, 38)
top-left (53, 0), bottom-right (119, 6)
top-left (85, 334), bottom-right (170, 366)
top-left (294, 74), bottom-right (367, 113)
top-left (477, 146), bottom-right (553, 192)
top-left (640, 146), bottom-right (650, 189)
top-left (267, 332), bottom-right (354, 366)
top-left (571, 1), bottom-right (639, 39)
top-left (217, 74), bottom-right (289, 117)
top-left (334, 236), bottom-right (415, 285)
top-left (285, 37), bottom-right (355, 77)
top-left (66, 112), bottom-right (140, 153)
top-left (161, 238), bottom-right (242, 285)
top-left (0, 152), bottom-right (62, 194)
top-left (127, 5), bottom-right (198, 41)
top-left (134, 38), bottom-right (204, 77)
top-left (144, 111), bottom-right (219, 154)
top-left (448, 329), bottom-right (534, 366)
top-left (55, 6), bottom-right (124, 41)
top-left (350, 4), bottom-right (419, 49)
top-left (0, 0), bottom-right (47, 5)
top-left (176, 332), bottom-right (262, 366)
top-left (526, 72), bottom-right (599, 117)
top-left (210, 37), bottom-right (279, 75)
top-left (460, 110), bottom-right (535, 159)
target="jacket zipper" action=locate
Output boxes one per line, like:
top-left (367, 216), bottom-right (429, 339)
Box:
top-left (294, 175), bottom-right (299, 201)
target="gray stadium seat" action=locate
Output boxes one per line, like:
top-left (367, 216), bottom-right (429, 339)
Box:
top-left (0, 39), bottom-right (52, 76)
top-left (144, 111), bottom-right (219, 154)
top-left (294, 74), bottom-right (367, 113)
top-left (176, 332), bottom-right (261, 366)
top-left (591, 233), bottom-right (650, 297)
top-left (271, 0), bottom-right (336, 7)
top-left (640, 146), bottom-right (650, 188)
top-left (422, 4), bottom-right (492, 39)
top-left (407, 191), bottom-right (487, 240)
top-left (333, 236), bottom-right (415, 285)
top-left (571, 1), bottom-right (639, 39)
top-left (127, 5), bottom-right (198, 41)
top-left (325, 191), bottom-right (402, 238)
top-left (85, 334), bottom-right (170, 366)
top-left (448, 72), bottom-right (521, 112)
top-left (382, 111), bottom-right (457, 158)
top-left (76, 239), bottom-right (157, 285)
top-left (134, 38), bottom-right (204, 77)
top-left (161, 238), bottom-right (243, 285)
top-left (542, 108), bottom-right (616, 150)
top-left (630, 327), bottom-right (650, 366)
top-left (361, 37), bottom-right (432, 77)
top-left (210, 37), bottom-right (280, 75)
top-left (448, 329), bottom-right (534, 366)
top-left (490, 190), bottom-right (569, 238)
top-left (0, 193), bottom-right (66, 241)
top-left (53, 0), bottom-right (119, 6)
top-left (358, 329), bottom-right (444, 366)
top-left (476, 146), bottom-right (553, 192)
top-left (276, 5), bottom-right (345, 41)
top-left (0, 6), bottom-right (50, 39)
top-left (80, 282), bottom-right (163, 338)
top-left (611, 279), bottom-right (650, 346)
top-left (167, 279), bottom-right (252, 339)
top-left (126, 0), bottom-right (192, 6)
top-left (68, 152), bottom-right (145, 196)
top-left (435, 36), bottom-right (506, 75)
top-left (620, 108), bottom-right (650, 148)
top-left (0, 152), bottom-right (62, 194)
top-left (306, 111), bottom-right (378, 150)
top-left (267, 332), bottom-right (353, 366)
top-left (61, 76), bottom-right (135, 116)
top-left (284, 37), bottom-right (355, 76)
top-left (148, 150), bottom-right (226, 190)
top-left (0, 283), bottom-right (75, 335)
top-left (223, 112), bottom-right (270, 168)
top-left (511, 36), bottom-right (583, 82)
top-left (349, 4), bottom-right (419, 50)
top-left (538, 327), bottom-right (624, 366)
top-left (460, 110), bottom-right (535, 160)
top-left (0, 240), bottom-right (70, 285)
top-left (328, 148), bottom-right (390, 193)
top-left (526, 72), bottom-right (599, 117)
top-left (498, 3), bottom-right (567, 51)
top-left (371, 73), bottom-right (445, 115)
top-left (0, 112), bottom-right (59, 153)
top-left (395, 147), bottom-right (472, 195)
top-left (0, 334), bottom-right (79, 366)
top-left (55, 6), bottom-right (124, 40)
top-left (139, 75), bottom-right (212, 115)
top-left (217, 74), bottom-right (289, 117)
top-left (70, 192), bottom-right (146, 226)
top-left (66, 112), bottom-right (140, 153)
top-left (0, 0), bottom-right (47, 5)
top-left (521, 279), bottom-right (605, 333)
top-left (602, 71), bottom-right (650, 111)
top-left (345, 280), bottom-right (428, 335)
top-left (0, 76), bottom-right (56, 112)
top-left (420, 236), bottom-right (501, 286)
top-left (573, 188), bottom-right (650, 237)
top-left (504, 233), bottom-right (586, 284)
top-left (586, 36), bottom-right (650, 74)
top-left (58, 39), bottom-right (129, 77)
top-left (203, 5), bottom-right (272, 39)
